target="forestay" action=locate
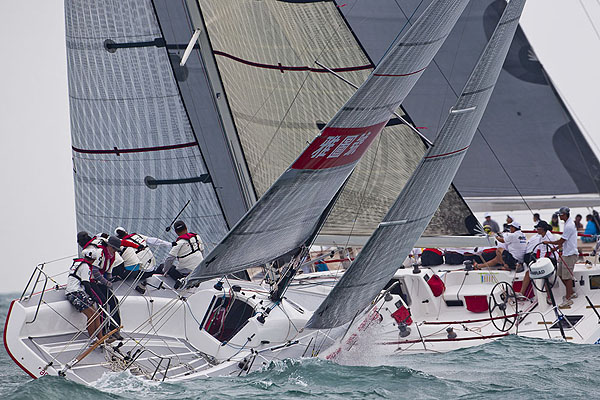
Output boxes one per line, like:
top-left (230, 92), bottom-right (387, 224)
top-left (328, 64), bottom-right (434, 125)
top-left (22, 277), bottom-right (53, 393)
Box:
top-left (187, 0), bottom-right (470, 282)
top-left (307, 0), bottom-right (526, 329)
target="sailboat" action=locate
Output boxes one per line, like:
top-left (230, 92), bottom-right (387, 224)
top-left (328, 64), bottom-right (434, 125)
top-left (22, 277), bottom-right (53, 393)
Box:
top-left (4, 0), bottom-right (473, 384)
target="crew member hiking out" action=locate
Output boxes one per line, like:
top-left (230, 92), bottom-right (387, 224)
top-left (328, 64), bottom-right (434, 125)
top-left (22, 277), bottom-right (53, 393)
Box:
top-left (65, 248), bottom-right (103, 344)
top-left (158, 220), bottom-right (204, 289)
top-left (77, 233), bottom-right (124, 340)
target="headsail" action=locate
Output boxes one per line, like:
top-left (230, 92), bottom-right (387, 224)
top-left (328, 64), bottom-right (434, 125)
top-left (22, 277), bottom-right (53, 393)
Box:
top-left (187, 0), bottom-right (470, 282)
top-left (66, 0), bottom-right (229, 252)
top-left (307, 0), bottom-right (526, 329)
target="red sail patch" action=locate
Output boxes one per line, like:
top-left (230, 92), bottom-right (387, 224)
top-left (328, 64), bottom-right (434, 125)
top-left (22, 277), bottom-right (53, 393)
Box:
top-left (291, 121), bottom-right (388, 170)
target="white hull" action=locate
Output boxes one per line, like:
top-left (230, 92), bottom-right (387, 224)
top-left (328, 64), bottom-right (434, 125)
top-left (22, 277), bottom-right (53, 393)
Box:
top-left (4, 273), bottom-right (338, 385)
top-left (291, 262), bottom-right (600, 361)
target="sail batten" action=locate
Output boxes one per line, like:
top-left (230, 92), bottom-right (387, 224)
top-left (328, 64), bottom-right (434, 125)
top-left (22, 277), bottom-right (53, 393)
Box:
top-left (187, 0), bottom-right (470, 283)
top-left (307, 0), bottom-right (527, 329)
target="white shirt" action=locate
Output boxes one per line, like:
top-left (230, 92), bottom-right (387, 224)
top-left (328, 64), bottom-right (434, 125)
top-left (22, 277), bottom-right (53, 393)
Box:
top-left (65, 260), bottom-right (91, 294)
top-left (169, 234), bottom-right (205, 273)
top-left (136, 233), bottom-right (171, 270)
top-left (503, 230), bottom-right (527, 262)
top-left (561, 217), bottom-right (578, 256)
top-left (526, 231), bottom-right (558, 258)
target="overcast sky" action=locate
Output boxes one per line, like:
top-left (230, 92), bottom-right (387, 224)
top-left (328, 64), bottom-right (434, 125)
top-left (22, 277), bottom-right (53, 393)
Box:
top-left (0, 1), bottom-right (599, 294)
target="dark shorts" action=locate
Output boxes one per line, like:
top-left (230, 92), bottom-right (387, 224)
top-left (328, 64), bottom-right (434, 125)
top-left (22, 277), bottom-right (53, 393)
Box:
top-left (502, 250), bottom-right (518, 269)
top-left (66, 291), bottom-right (94, 312)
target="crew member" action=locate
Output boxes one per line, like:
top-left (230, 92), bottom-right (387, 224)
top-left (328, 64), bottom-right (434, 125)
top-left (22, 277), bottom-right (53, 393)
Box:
top-left (518, 221), bottom-right (557, 300)
top-left (544, 206), bottom-right (578, 307)
top-left (475, 221), bottom-right (526, 270)
top-left (65, 248), bottom-right (103, 343)
top-left (482, 213), bottom-right (500, 234)
top-left (159, 220), bottom-right (204, 289)
top-left (77, 233), bottom-right (124, 339)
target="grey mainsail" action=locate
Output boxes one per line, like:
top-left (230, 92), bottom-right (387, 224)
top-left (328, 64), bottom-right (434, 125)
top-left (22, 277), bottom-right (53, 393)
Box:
top-left (339, 0), bottom-right (600, 206)
top-left (308, 0), bottom-right (526, 329)
top-left (186, 0), bottom-right (471, 282)
top-left (66, 0), bottom-right (229, 251)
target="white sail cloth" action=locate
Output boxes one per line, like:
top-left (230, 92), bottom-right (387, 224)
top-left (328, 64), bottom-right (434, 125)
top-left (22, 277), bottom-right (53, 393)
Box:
top-left (65, 0), bottom-right (229, 254)
top-left (187, 0), bottom-right (470, 282)
top-left (307, 0), bottom-right (527, 329)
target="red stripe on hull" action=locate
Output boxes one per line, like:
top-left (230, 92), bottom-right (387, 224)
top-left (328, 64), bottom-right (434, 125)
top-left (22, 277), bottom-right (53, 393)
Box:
top-left (291, 121), bottom-right (388, 170)
top-left (4, 300), bottom-right (37, 379)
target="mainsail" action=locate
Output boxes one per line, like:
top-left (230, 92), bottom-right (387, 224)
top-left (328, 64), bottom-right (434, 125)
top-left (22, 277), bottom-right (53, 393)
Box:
top-left (65, 0), bottom-right (230, 251)
top-left (339, 0), bottom-right (600, 209)
top-left (308, 0), bottom-right (526, 329)
top-left (187, 0), bottom-right (471, 282)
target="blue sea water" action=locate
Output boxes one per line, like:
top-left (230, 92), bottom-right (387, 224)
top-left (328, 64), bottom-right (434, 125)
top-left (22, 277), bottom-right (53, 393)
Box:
top-left (1, 292), bottom-right (598, 399)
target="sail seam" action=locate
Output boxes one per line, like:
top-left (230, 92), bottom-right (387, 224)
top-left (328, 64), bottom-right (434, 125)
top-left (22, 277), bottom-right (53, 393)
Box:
top-left (373, 66), bottom-right (427, 77)
top-left (424, 145), bottom-right (470, 159)
top-left (462, 84), bottom-right (495, 96)
top-left (396, 35), bottom-right (447, 47)
top-left (72, 142), bottom-right (198, 155)
top-left (213, 50), bottom-right (373, 73)
top-left (498, 15), bottom-right (521, 26)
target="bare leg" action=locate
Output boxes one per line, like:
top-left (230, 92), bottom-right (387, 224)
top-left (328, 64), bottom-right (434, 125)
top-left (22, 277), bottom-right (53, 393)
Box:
top-left (519, 271), bottom-right (531, 296)
top-left (562, 278), bottom-right (574, 299)
top-left (475, 249), bottom-right (503, 269)
top-left (82, 307), bottom-right (102, 341)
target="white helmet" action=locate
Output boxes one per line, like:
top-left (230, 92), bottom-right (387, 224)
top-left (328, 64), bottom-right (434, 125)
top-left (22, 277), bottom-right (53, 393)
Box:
top-left (83, 247), bottom-right (103, 260)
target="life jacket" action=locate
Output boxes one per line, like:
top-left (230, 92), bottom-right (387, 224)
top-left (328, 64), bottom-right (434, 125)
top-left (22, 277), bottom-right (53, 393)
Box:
top-left (123, 233), bottom-right (145, 248)
top-left (176, 233), bottom-right (203, 258)
top-left (421, 248), bottom-right (443, 266)
top-left (69, 258), bottom-right (93, 282)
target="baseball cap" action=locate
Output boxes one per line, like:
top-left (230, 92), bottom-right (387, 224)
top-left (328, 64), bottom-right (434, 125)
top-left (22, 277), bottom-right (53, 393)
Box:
top-left (484, 212), bottom-right (491, 218)
top-left (509, 221), bottom-right (521, 229)
top-left (107, 236), bottom-right (122, 249)
top-left (534, 221), bottom-right (551, 231)
top-left (506, 214), bottom-right (514, 220)
top-left (556, 206), bottom-right (570, 215)
top-left (173, 220), bottom-right (187, 232)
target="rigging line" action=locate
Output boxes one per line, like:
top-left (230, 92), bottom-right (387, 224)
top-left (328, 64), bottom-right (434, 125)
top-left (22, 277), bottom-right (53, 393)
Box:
top-left (340, 129), bottom-right (384, 260)
top-left (251, 0), bottom-right (372, 171)
top-left (579, 0), bottom-right (600, 42)
top-left (377, 0), bottom-right (426, 65)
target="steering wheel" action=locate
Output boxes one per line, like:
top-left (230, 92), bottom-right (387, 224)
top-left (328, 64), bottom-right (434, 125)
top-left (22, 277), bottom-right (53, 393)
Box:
top-left (488, 281), bottom-right (518, 332)
top-left (528, 242), bottom-right (558, 292)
